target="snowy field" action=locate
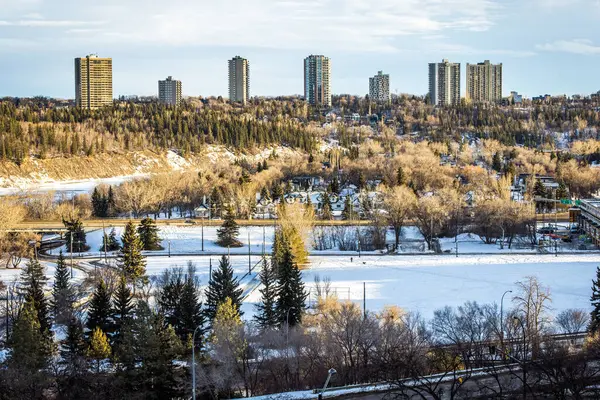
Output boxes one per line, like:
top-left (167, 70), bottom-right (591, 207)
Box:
top-left (0, 260), bottom-right (87, 286)
top-left (47, 225), bottom-right (572, 257)
top-left (142, 253), bottom-right (600, 319)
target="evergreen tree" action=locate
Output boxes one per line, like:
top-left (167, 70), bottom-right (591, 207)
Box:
top-left (321, 192), bottom-right (333, 220)
top-left (19, 258), bottom-right (52, 338)
top-left (271, 182), bottom-right (283, 201)
top-left (533, 179), bottom-right (547, 198)
top-left (86, 279), bottom-right (112, 336)
top-left (52, 251), bottom-right (75, 325)
top-left (63, 217), bottom-right (89, 253)
top-left (8, 300), bottom-right (52, 371)
top-left (492, 152), bottom-right (503, 172)
top-left (260, 186), bottom-right (270, 201)
top-left (216, 206), bottom-right (242, 247)
top-left (204, 255), bottom-right (243, 323)
top-left (118, 221), bottom-right (147, 284)
top-left (254, 258), bottom-right (278, 330)
top-left (275, 241), bottom-right (307, 327)
top-left (60, 315), bottom-right (87, 372)
top-left (137, 217), bottom-right (163, 250)
top-left (87, 327), bottom-right (111, 373)
top-left (91, 187), bottom-right (108, 217)
top-left (556, 182), bottom-right (568, 200)
top-left (397, 166), bottom-right (406, 186)
top-left (590, 266), bottom-right (600, 334)
top-left (101, 227), bottom-right (120, 252)
top-left (107, 186), bottom-right (116, 216)
top-left (112, 276), bottom-right (134, 344)
top-left (179, 270), bottom-right (206, 343)
top-left (341, 196), bottom-right (356, 220)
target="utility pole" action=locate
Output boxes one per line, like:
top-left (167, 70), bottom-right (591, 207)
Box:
top-left (363, 282), bottom-right (366, 319)
top-left (70, 234), bottom-right (74, 279)
top-left (262, 226), bottom-right (266, 256)
top-left (248, 230), bottom-right (251, 275)
top-left (209, 258), bottom-right (212, 281)
top-left (103, 221), bottom-right (107, 266)
top-left (201, 217), bottom-right (204, 252)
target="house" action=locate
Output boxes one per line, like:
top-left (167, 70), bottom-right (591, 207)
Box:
top-left (193, 204), bottom-right (211, 219)
top-left (254, 197), bottom-right (278, 219)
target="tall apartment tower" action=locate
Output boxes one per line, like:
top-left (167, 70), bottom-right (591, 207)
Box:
top-left (75, 54), bottom-right (113, 110)
top-left (228, 56), bottom-right (250, 104)
top-left (466, 60), bottom-right (503, 102)
top-left (158, 76), bottom-right (182, 106)
top-left (369, 71), bottom-right (390, 103)
top-left (304, 55), bottom-right (331, 107)
top-left (428, 59), bottom-right (461, 106)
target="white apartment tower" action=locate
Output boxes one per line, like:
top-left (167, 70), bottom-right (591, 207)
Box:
top-left (466, 60), bottom-right (503, 102)
top-left (228, 56), bottom-right (250, 104)
top-left (304, 55), bottom-right (331, 107)
top-left (428, 59), bottom-right (461, 106)
top-left (369, 71), bottom-right (390, 103)
top-left (158, 76), bottom-right (182, 106)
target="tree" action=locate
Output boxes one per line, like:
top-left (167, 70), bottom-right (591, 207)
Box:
top-left (137, 217), bottom-right (163, 250)
top-left (60, 315), bottom-right (87, 373)
top-left (19, 258), bottom-right (51, 338)
top-left (275, 241), bottom-right (306, 327)
top-left (216, 206), bottom-right (242, 247)
top-left (590, 266), bottom-right (600, 334)
top-left (396, 166), bottom-right (406, 186)
top-left (321, 191), bottom-right (333, 220)
top-left (383, 186), bottom-right (417, 250)
top-left (341, 196), bottom-right (357, 220)
top-left (118, 221), bottom-right (147, 284)
top-left (8, 300), bottom-right (52, 371)
top-left (87, 327), bottom-right (111, 373)
top-left (556, 182), bottom-right (568, 200)
top-left (112, 276), bottom-right (134, 344)
top-left (204, 255), bottom-right (243, 323)
top-left (101, 227), bottom-right (120, 252)
top-left (52, 250), bottom-right (75, 325)
top-left (63, 217), bottom-right (89, 253)
top-left (254, 258), bottom-right (278, 329)
top-left (533, 179), bottom-right (547, 198)
top-left (91, 187), bottom-right (108, 217)
top-left (492, 152), bottom-right (503, 172)
top-left (86, 278), bottom-right (112, 336)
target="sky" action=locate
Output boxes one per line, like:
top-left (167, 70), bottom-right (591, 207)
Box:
top-left (0, 0), bottom-right (599, 99)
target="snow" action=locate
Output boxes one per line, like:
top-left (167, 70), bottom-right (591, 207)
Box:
top-left (0, 260), bottom-right (87, 286)
top-left (0, 174), bottom-right (146, 198)
top-left (143, 253), bottom-right (600, 320)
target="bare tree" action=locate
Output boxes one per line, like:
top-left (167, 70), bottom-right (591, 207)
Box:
top-left (555, 309), bottom-right (589, 334)
top-left (382, 186), bottom-right (417, 251)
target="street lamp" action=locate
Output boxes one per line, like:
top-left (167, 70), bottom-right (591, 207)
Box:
top-left (191, 324), bottom-right (203, 400)
top-left (318, 368), bottom-right (337, 400)
top-left (500, 290), bottom-right (512, 349)
top-left (513, 315), bottom-right (527, 400)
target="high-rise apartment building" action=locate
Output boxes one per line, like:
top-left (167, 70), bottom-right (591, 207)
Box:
top-left (75, 54), bottom-right (113, 110)
top-left (369, 71), bottom-right (390, 103)
top-left (228, 56), bottom-right (250, 104)
top-left (158, 76), bottom-right (182, 106)
top-left (466, 60), bottom-right (503, 102)
top-left (428, 59), bottom-right (461, 106)
top-left (304, 55), bottom-right (331, 107)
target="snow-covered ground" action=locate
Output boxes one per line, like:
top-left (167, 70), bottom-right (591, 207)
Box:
top-left (0, 174), bottom-right (146, 198)
top-left (0, 260), bottom-right (87, 286)
top-left (142, 253), bottom-right (600, 320)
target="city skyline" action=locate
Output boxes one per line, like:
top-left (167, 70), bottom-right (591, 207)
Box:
top-left (1, 1), bottom-right (599, 98)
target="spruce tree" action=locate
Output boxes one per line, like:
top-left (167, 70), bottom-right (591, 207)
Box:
top-left (87, 327), bottom-right (111, 373)
top-left (254, 258), bottom-right (278, 329)
top-left (63, 217), bottom-right (89, 253)
top-left (341, 196), bottom-right (355, 220)
top-left (397, 166), bottom-right (406, 186)
top-left (107, 186), bottom-right (116, 216)
top-left (204, 255), bottom-right (243, 322)
top-left (19, 258), bottom-right (52, 338)
top-left (137, 217), bottom-right (163, 250)
top-left (101, 227), bottom-right (120, 252)
top-left (590, 266), bottom-right (600, 334)
top-left (91, 187), bottom-right (108, 217)
top-left (8, 300), bottom-right (52, 371)
top-left (86, 278), bottom-right (112, 336)
top-left (321, 192), bottom-right (333, 220)
top-left (179, 272), bottom-right (206, 343)
top-left (118, 221), bottom-right (147, 284)
top-left (216, 206), bottom-right (242, 247)
top-left (52, 251), bottom-right (75, 325)
top-left (276, 241), bottom-right (307, 327)
top-left (60, 315), bottom-right (87, 372)
top-left (112, 276), bottom-right (134, 344)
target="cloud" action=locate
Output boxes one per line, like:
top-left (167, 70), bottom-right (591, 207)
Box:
top-left (0, 0), bottom-right (504, 52)
top-left (537, 39), bottom-right (600, 55)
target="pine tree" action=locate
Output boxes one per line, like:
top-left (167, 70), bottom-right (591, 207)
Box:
top-left (271, 182), bottom-right (283, 201)
top-left (112, 276), bottom-right (134, 344)
top-left (275, 241), bottom-right (307, 327)
top-left (52, 251), bottom-right (75, 325)
top-left (204, 255), bottom-right (243, 323)
top-left (101, 227), bottom-right (120, 252)
top-left (60, 315), bottom-right (87, 371)
top-left (533, 179), bottom-right (547, 198)
top-left (63, 217), bottom-right (89, 253)
top-left (118, 221), bottom-right (147, 284)
top-left (9, 300), bottom-right (52, 371)
top-left (216, 206), bottom-right (242, 247)
top-left (590, 266), bottom-right (600, 334)
top-left (137, 217), bottom-right (163, 250)
top-left (87, 327), bottom-right (111, 373)
top-left (254, 258), bottom-right (278, 329)
top-left (556, 182), bottom-right (568, 200)
top-left (179, 270), bottom-right (206, 343)
top-left (19, 258), bottom-right (52, 338)
top-left (91, 187), bottom-right (108, 217)
top-left (86, 279), bottom-right (112, 336)
top-left (321, 192), bottom-right (333, 220)
top-left (341, 196), bottom-right (355, 220)
top-left (492, 152), bottom-right (503, 172)
top-left (397, 166), bottom-right (406, 186)
top-left (107, 186), bottom-right (116, 216)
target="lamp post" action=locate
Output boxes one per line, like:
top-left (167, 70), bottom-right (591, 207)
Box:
top-left (500, 290), bottom-right (512, 349)
top-left (191, 324), bottom-right (203, 400)
top-left (318, 368), bottom-right (337, 400)
top-left (513, 315), bottom-right (527, 400)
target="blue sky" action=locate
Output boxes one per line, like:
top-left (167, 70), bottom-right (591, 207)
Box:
top-left (1, 0), bottom-right (599, 99)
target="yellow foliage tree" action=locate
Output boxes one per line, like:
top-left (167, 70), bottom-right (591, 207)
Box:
top-left (87, 327), bottom-right (111, 372)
